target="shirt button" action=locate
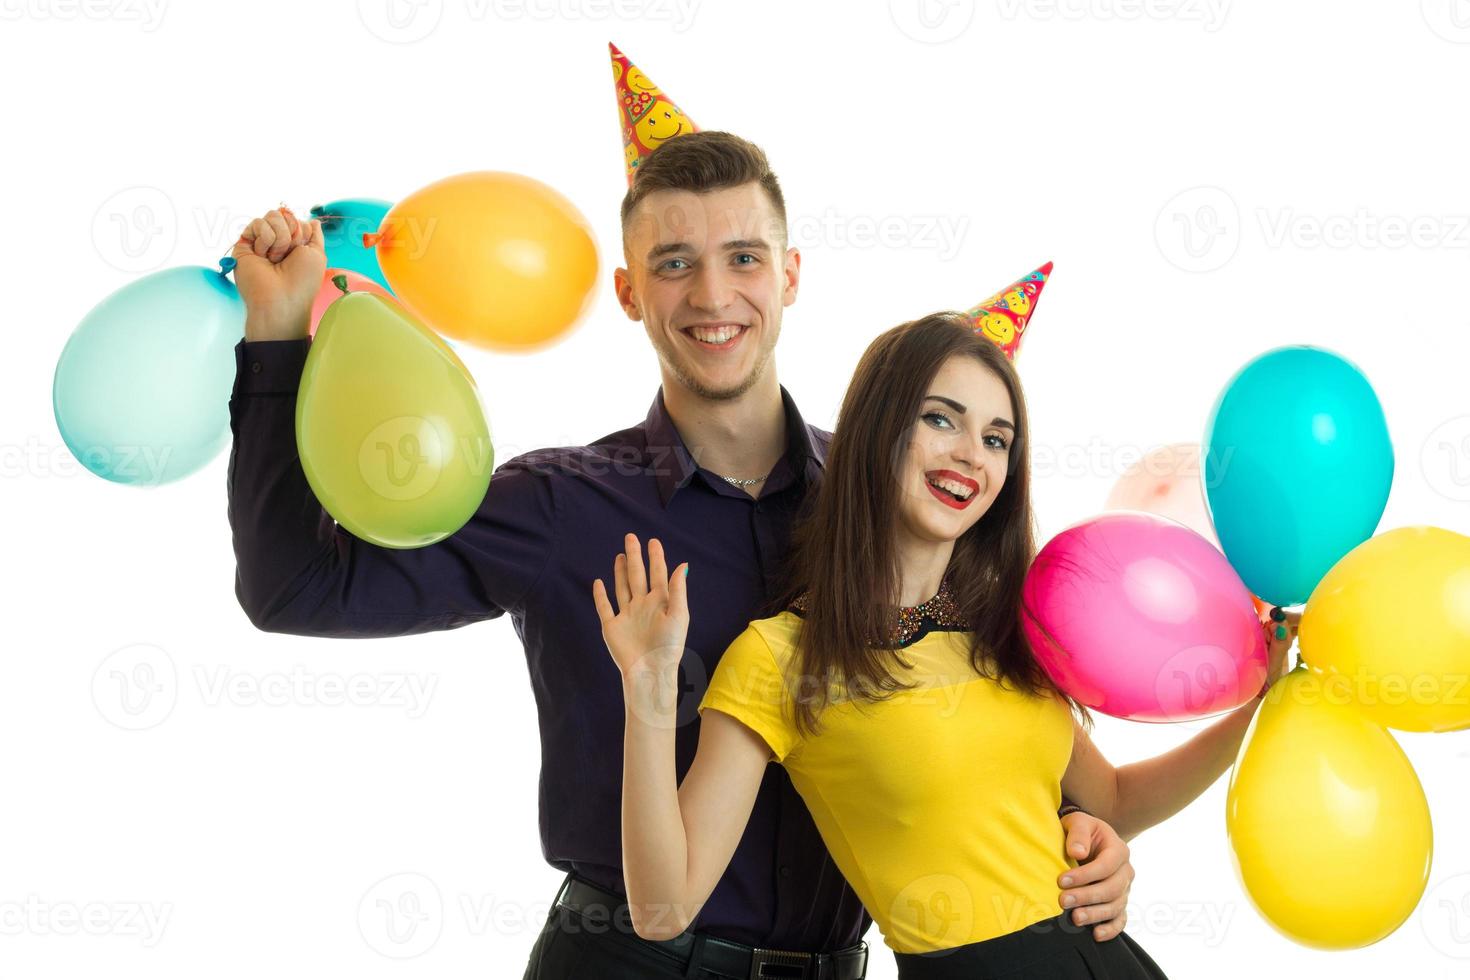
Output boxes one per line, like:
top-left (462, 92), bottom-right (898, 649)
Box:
top-left (251, 361), bottom-right (262, 374)
top-left (779, 865), bottom-right (791, 878)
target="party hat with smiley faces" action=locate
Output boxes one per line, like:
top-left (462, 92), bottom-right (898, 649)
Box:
top-left (962, 261), bottom-right (1054, 360)
top-left (610, 42), bottom-right (699, 184)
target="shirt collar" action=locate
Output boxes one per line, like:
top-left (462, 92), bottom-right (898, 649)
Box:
top-left (644, 384), bottom-right (828, 508)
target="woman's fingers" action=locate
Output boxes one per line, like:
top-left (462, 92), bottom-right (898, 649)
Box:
top-left (624, 532), bottom-right (648, 596)
top-left (592, 578), bottom-right (614, 626)
top-left (647, 538), bottom-right (667, 593)
top-left (614, 553), bottom-right (630, 609)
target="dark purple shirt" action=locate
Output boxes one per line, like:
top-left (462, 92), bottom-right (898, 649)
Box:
top-left (226, 337), bottom-right (870, 951)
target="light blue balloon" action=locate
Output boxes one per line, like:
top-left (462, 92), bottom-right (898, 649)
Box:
top-left (1203, 345), bottom-right (1393, 607)
top-left (310, 197), bottom-right (394, 292)
top-left (53, 265), bottom-right (244, 485)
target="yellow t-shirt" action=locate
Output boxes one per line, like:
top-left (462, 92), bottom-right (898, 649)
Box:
top-left (698, 611), bottom-right (1076, 954)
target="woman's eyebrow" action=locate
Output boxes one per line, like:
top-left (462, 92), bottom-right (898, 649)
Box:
top-left (924, 395), bottom-right (1013, 430)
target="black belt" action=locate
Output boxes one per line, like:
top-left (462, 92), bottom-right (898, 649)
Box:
top-left (552, 874), bottom-right (868, 980)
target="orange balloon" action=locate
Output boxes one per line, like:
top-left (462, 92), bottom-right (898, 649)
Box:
top-left (369, 172), bottom-right (599, 352)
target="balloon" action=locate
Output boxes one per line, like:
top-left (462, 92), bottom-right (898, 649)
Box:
top-left (367, 171), bottom-right (598, 352)
top-left (309, 198), bottom-right (394, 291)
top-left (1227, 668), bottom-right (1432, 949)
top-left (1299, 526), bottom-right (1470, 732)
top-left (309, 268), bottom-right (391, 338)
top-left (1105, 443), bottom-right (1218, 547)
top-left (1203, 346), bottom-right (1393, 607)
top-left (53, 264), bottom-right (243, 485)
top-left (297, 287), bottom-right (492, 549)
top-left (1021, 512), bottom-right (1267, 721)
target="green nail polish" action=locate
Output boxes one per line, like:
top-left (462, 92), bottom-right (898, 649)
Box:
top-left (683, 566), bottom-right (689, 577)
top-left (1270, 607), bottom-right (1286, 623)
top-left (1276, 625), bottom-right (1288, 640)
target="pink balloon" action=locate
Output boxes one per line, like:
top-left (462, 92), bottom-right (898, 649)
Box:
top-left (1104, 443), bottom-right (1218, 548)
top-left (1022, 511), bottom-right (1267, 722)
top-left (309, 268), bottom-right (391, 338)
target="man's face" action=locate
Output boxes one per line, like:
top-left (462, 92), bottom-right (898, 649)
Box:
top-left (616, 182), bottom-right (800, 401)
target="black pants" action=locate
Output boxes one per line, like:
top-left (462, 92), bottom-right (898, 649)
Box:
top-left (893, 913), bottom-right (1169, 979)
top-left (522, 904), bottom-right (699, 979)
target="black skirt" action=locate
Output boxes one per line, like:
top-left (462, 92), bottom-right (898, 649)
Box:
top-left (892, 912), bottom-right (1170, 979)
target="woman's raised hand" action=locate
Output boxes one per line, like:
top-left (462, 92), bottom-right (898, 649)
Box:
top-left (592, 533), bottom-right (690, 678)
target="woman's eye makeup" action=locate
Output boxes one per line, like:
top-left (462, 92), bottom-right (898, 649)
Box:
top-left (921, 411), bottom-right (955, 430)
top-left (922, 412), bottom-right (1009, 451)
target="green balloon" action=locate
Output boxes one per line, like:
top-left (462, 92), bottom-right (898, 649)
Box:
top-left (297, 291), bottom-right (492, 549)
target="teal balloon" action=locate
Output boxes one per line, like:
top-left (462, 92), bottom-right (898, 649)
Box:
top-left (310, 197), bottom-right (393, 292)
top-left (53, 265), bottom-right (244, 485)
top-left (1203, 346), bottom-right (1393, 607)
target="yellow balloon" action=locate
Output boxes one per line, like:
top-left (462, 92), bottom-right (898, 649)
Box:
top-left (1299, 525), bottom-right (1470, 732)
top-left (1226, 668), bottom-right (1432, 949)
top-left (370, 171), bottom-right (599, 353)
top-left (297, 289), bottom-right (493, 549)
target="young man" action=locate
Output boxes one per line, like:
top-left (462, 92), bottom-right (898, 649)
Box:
top-left (226, 132), bottom-right (1136, 979)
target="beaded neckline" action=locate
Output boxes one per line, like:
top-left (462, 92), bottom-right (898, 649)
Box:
top-left (788, 575), bottom-right (971, 647)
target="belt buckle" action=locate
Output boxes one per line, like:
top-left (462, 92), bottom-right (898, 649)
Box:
top-left (748, 947), bottom-right (812, 980)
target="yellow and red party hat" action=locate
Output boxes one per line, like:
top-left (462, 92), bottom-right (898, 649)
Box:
top-left (963, 261), bottom-right (1053, 360)
top-left (610, 42), bottom-right (698, 184)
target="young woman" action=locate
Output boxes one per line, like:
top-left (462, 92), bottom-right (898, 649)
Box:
top-left (592, 312), bottom-right (1294, 979)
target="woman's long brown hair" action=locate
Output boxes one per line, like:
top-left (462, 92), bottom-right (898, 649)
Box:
top-left (767, 311), bottom-right (1088, 735)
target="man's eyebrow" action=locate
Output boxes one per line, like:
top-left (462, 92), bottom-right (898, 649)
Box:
top-left (645, 238), bottom-right (774, 262)
top-left (721, 239), bottom-right (773, 253)
top-left (924, 395), bottom-right (1014, 430)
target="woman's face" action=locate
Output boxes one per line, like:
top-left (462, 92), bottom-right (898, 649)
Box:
top-left (895, 354), bottom-right (1016, 546)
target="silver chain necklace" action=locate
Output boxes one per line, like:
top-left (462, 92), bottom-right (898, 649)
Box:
top-left (717, 473), bottom-right (767, 487)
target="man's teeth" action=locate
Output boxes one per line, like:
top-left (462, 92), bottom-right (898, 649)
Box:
top-left (927, 475), bottom-right (974, 500)
top-left (689, 325), bottom-right (742, 344)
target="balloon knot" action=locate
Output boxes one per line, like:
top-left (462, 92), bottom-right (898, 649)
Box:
top-left (331, 274), bottom-right (350, 295)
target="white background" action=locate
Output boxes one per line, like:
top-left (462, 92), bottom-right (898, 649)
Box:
top-left (4, 0), bottom-right (1470, 976)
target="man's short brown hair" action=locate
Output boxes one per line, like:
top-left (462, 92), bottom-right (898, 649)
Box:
top-left (619, 131), bottom-right (787, 243)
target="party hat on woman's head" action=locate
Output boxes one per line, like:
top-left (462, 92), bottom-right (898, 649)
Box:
top-left (963, 261), bottom-right (1054, 361)
top-left (610, 42), bottom-right (699, 185)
